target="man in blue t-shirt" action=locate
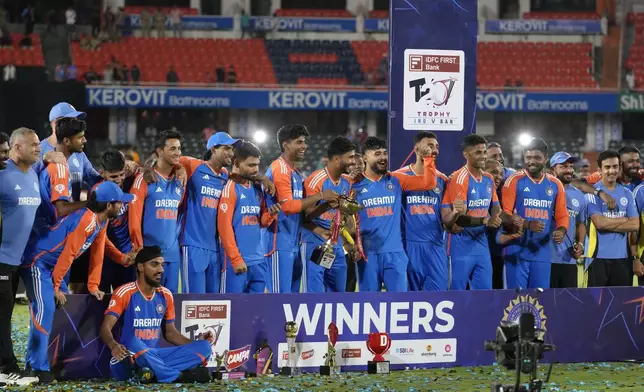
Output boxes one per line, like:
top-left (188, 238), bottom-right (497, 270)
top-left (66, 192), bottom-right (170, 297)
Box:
top-left (0, 128), bottom-right (41, 386)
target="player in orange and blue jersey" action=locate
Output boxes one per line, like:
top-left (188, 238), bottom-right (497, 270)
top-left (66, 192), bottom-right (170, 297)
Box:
top-left (585, 150), bottom-right (639, 287)
top-left (101, 246), bottom-right (212, 384)
top-left (218, 142), bottom-right (281, 293)
top-left (264, 125), bottom-right (339, 293)
top-left (129, 131), bottom-right (185, 293)
top-left (395, 132), bottom-right (449, 291)
top-left (441, 134), bottom-right (502, 291)
top-left (501, 139), bottom-right (568, 289)
top-left (21, 182), bottom-right (133, 382)
top-left (352, 137), bottom-right (436, 292)
top-left (302, 136), bottom-right (356, 293)
top-left (178, 132), bottom-right (240, 294)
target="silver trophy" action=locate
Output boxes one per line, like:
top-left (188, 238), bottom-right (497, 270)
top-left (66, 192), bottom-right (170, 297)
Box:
top-left (279, 321), bottom-right (301, 376)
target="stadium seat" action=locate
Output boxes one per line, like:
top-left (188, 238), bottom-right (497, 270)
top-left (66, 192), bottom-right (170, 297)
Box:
top-left (275, 9), bottom-right (353, 18)
top-left (123, 6), bottom-right (199, 15)
top-left (0, 34), bottom-right (44, 67)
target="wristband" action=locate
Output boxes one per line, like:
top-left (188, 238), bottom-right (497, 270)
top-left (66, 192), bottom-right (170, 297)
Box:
top-left (632, 256), bottom-right (639, 262)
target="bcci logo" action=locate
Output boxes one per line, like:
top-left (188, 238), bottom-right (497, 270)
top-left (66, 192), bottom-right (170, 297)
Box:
top-left (546, 187), bottom-right (553, 196)
top-left (502, 294), bottom-right (547, 340)
top-left (621, 197), bottom-right (628, 206)
top-left (408, 77), bottom-right (457, 107)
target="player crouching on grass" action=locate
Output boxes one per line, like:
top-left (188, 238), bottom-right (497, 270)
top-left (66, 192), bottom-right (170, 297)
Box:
top-left (100, 245), bottom-right (213, 383)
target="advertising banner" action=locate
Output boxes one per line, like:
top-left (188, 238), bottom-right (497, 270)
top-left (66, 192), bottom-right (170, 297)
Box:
top-left (127, 14), bottom-right (234, 30)
top-left (250, 17), bottom-right (356, 32)
top-left (364, 18), bottom-right (389, 32)
top-left (476, 91), bottom-right (617, 112)
top-left (49, 287), bottom-right (644, 380)
top-left (485, 19), bottom-right (603, 34)
top-left (619, 92), bottom-right (644, 112)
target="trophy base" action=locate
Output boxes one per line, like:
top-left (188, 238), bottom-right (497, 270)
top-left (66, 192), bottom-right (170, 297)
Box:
top-left (320, 365), bottom-right (341, 376)
top-left (367, 361), bottom-right (390, 374)
top-left (214, 371), bottom-right (246, 380)
top-left (279, 366), bottom-right (301, 376)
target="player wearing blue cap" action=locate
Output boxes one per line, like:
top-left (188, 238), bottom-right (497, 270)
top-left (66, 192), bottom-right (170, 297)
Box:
top-left (0, 128), bottom-right (41, 386)
top-left (22, 181), bottom-right (133, 383)
top-left (549, 152), bottom-right (587, 288)
top-left (101, 246), bottom-right (213, 384)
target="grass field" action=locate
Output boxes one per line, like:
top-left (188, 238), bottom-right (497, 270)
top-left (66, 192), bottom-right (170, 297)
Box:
top-left (6, 304), bottom-right (644, 392)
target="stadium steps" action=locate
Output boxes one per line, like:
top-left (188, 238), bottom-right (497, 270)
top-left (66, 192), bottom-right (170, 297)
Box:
top-left (601, 26), bottom-right (621, 88)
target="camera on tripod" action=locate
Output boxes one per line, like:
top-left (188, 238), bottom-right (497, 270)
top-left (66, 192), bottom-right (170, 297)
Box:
top-left (484, 289), bottom-right (555, 392)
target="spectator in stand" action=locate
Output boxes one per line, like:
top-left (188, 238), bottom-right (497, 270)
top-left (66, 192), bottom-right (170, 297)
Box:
top-left (55, 63), bottom-right (67, 81)
top-left (154, 8), bottom-right (166, 38)
top-left (65, 5), bottom-right (76, 40)
top-left (121, 64), bottom-right (129, 85)
top-left (104, 7), bottom-right (116, 41)
top-left (66, 63), bottom-right (77, 80)
top-left (227, 66), bottom-right (237, 84)
top-left (215, 66), bottom-right (226, 83)
top-left (3, 63), bottom-right (16, 82)
top-left (241, 9), bottom-right (250, 38)
top-left (131, 65), bottom-right (141, 84)
top-left (0, 27), bottom-right (11, 47)
top-left (140, 8), bottom-right (152, 38)
top-left (377, 53), bottom-right (387, 84)
top-left (80, 35), bottom-right (91, 49)
top-left (103, 63), bottom-right (113, 83)
top-left (84, 66), bottom-right (100, 84)
top-left (114, 7), bottom-right (125, 41)
top-left (112, 62), bottom-right (123, 83)
top-left (626, 69), bottom-right (636, 90)
top-left (18, 34), bottom-right (31, 48)
top-left (170, 6), bottom-right (182, 37)
top-left (22, 5), bottom-right (34, 36)
top-left (167, 66), bottom-right (179, 84)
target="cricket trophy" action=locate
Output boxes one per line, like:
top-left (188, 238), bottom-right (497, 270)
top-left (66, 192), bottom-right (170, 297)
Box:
top-left (367, 332), bottom-right (391, 374)
top-left (320, 321), bottom-right (341, 376)
top-left (279, 321), bottom-right (301, 376)
top-left (310, 192), bottom-right (363, 268)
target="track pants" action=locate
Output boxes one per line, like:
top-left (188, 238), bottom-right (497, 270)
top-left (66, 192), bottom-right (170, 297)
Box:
top-left (302, 242), bottom-right (347, 293)
top-left (357, 251), bottom-right (408, 292)
top-left (181, 246), bottom-right (220, 294)
top-left (267, 250), bottom-right (302, 293)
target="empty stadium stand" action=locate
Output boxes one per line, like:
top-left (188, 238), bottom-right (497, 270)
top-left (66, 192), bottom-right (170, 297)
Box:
top-left (626, 13), bottom-right (644, 87)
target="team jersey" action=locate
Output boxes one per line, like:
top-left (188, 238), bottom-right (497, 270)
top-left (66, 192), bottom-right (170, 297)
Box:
top-left (33, 162), bottom-right (71, 234)
top-left (34, 140), bottom-right (101, 202)
top-left (396, 165), bottom-right (448, 245)
top-left (586, 182), bottom-right (638, 260)
top-left (105, 282), bottom-right (175, 348)
top-left (264, 157), bottom-right (304, 254)
top-left (550, 185), bottom-right (586, 264)
top-left (129, 171), bottom-right (184, 262)
top-left (352, 157), bottom-right (436, 254)
top-left (302, 169), bottom-right (352, 248)
top-left (501, 172), bottom-right (568, 262)
top-left (441, 166), bottom-right (499, 257)
top-left (91, 177), bottom-right (135, 254)
top-left (0, 160), bottom-right (41, 266)
top-left (24, 208), bottom-right (111, 292)
top-left (179, 156), bottom-right (228, 251)
top-left (633, 184), bottom-right (644, 258)
top-left (218, 179), bottom-right (274, 267)
top-left (503, 167), bottom-right (516, 181)
top-left (585, 171), bottom-right (642, 192)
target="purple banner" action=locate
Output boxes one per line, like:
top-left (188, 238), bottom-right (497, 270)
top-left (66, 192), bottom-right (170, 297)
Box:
top-left (388, 0), bottom-right (477, 174)
top-left (50, 288), bottom-right (644, 380)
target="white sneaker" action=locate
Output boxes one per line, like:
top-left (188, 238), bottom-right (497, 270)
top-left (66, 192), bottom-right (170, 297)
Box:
top-left (0, 372), bottom-right (39, 386)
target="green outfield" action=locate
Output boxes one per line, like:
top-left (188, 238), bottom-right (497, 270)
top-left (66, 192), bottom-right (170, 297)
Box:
top-left (6, 304), bottom-right (644, 392)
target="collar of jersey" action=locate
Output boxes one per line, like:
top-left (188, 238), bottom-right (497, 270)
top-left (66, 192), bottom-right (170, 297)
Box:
top-left (279, 156), bottom-right (299, 173)
top-left (136, 281), bottom-right (157, 301)
top-left (325, 168), bottom-right (342, 186)
top-left (525, 172), bottom-right (546, 185)
top-left (363, 172), bottom-right (384, 182)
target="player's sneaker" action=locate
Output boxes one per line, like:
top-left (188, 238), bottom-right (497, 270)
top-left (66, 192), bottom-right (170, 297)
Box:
top-left (0, 372), bottom-right (39, 386)
top-left (136, 367), bottom-right (155, 384)
top-left (26, 369), bottom-right (56, 384)
top-left (178, 367), bottom-right (212, 383)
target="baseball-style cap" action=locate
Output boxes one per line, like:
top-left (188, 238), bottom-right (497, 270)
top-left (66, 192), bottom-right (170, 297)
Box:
top-left (579, 158), bottom-right (590, 167)
top-left (206, 132), bottom-right (241, 150)
top-left (49, 102), bottom-right (87, 122)
top-left (94, 181), bottom-right (134, 203)
top-left (550, 151), bottom-right (579, 167)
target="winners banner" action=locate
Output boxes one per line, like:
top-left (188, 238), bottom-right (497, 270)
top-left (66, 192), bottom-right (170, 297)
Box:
top-left (49, 288), bottom-right (644, 379)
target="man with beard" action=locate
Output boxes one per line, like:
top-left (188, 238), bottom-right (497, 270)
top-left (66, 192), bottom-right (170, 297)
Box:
top-left (585, 150), bottom-right (639, 287)
top-left (486, 142), bottom-right (515, 181)
top-left (395, 132), bottom-right (449, 291)
top-left (484, 159), bottom-right (505, 289)
top-left (129, 130), bottom-right (185, 293)
top-left (441, 135), bottom-right (501, 290)
top-left (0, 128), bottom-right (41, 386)
top-left (501, 138), bottom-right (568, 289)
top-left (549, 152), bottom-right (586, 288)
top-left (264, 125), bottom-right (338, 293)
top-left (352, 136), bottom-right (436, 292)
top-left (581, 146), bottom-right (642, 191)
top-left (22, 181), bottom-right (133, 383)
top-left (218, 142), bottom-right (281, 294)
top-left (0, 132), bottom-right (9, 170)
top-left (101, 246), bottom-right (213, 384)
top-left (302, 136), bottom-right (356, 293)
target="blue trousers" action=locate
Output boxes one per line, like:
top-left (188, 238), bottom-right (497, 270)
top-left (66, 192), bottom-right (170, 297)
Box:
top-left (20, 263), bottom-right (69, 372)
top-left (504, 257), bottom-right (551, 289)
top-left (266, 250), bottom-right (301, 293)
top-left (357, 251), bottom-right (408, 292)
top-left (302, 242), bottom-right (347, 293)
top-left (100, 258), bottom-right (136, 293)
top-left (110, 337), bottom-right (211, 383)
top-left (450, 254), bottom-right (492, 290)
top-left (181, 246), bottom-right (220, 294)
top-left (405, 241), bottom-right (449, 291)
top-left (221, 259), bottom-right (268, 294)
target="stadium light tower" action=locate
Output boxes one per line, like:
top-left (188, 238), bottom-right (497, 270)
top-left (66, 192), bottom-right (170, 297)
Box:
top-left (518, 133), bottom-right (533, 146)
top-left (253, 129), bottom-right (268, 144)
